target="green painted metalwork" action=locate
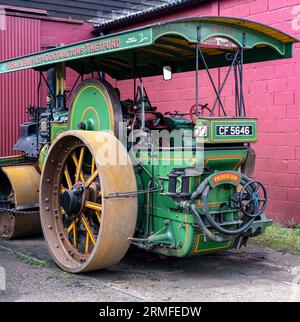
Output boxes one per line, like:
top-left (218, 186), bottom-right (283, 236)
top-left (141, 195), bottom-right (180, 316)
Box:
top-left (69, 83), bottom-right (111, 132)
top-left (0, 17), bottom-right (297, 80)
top-left (132, 145), bottom-right (261, 257)
top-left (51, 122), bottom-right (68, 142)
top-left (0, 155), bottom-right (29, 167)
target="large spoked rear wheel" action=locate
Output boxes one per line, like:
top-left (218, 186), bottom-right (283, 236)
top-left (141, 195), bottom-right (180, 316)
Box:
top-left (40, 131), bottom-right (137, 273)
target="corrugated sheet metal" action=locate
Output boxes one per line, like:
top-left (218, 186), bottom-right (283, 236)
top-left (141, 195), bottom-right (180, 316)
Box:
top-left (93, 0), bottom-right (202, 34)
top-left (0, 0), bottom-right (172, 22)
top-left (0, 16), bottom-right (40, 156)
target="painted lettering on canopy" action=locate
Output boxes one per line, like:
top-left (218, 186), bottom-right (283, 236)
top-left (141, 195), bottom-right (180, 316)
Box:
top-left (5, 38), bottom-right (121, 71)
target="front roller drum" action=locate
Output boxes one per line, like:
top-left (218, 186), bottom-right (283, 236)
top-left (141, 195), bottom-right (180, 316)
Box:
top-left (0, 165), bottom-right (41, 239)
top-left (40, 131), bottom-right (138, 273)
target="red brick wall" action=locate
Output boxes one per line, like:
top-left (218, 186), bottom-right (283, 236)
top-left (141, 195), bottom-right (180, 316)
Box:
top-left (40, 20), bottom-right (92, 107)
top-left (114, 0), bottom-right (300, 224)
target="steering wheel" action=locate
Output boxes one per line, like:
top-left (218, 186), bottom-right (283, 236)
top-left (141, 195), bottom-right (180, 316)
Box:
top-left (190, 103), bottom-right (212, 123)
top-left (237, 181), bottom-right (267, 218)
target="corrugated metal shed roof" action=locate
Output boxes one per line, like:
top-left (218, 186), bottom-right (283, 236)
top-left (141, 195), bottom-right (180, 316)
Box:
top-left (0, 0), bottom-right (174, 22)
top-left (93, 0), bottom-right (206, 34)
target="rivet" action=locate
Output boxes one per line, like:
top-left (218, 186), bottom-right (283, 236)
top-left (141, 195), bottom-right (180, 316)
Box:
top-left (45, 198), bottom-right (49, 202)
top-left (46, 178), bottom-right (51, 183)
top-left (48, 225), bottom-right (52, 229)
top-left (46, 207), bottom-right (50, 211)
top-left (55, 244), bottom-right (59, 248)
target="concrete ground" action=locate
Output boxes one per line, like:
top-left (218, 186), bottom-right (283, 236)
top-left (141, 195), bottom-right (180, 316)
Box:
top-left (0, 237), bottom-right (299, 302)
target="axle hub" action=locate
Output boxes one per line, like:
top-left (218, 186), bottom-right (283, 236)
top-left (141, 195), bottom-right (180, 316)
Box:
top-left (60, 185), bottom-right (84, 216)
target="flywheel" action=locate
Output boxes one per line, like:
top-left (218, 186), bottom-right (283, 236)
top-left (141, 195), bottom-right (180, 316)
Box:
top-left (69, 78), bottom-right (123, 137)
top-left (40, 130), bottom-right (137, 273)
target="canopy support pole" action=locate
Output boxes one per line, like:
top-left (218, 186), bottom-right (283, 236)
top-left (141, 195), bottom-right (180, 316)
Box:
top-left (195, 27), bottom-right (200, 118)
top-left (210, 49), bottom-right (240, 116)
top-left (198, 45), bottom-right (227, 116)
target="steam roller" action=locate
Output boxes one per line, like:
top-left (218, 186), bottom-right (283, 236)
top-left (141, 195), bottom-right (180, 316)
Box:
top-left (0, 162), bottom-right (41, 239)
top-left (0, 16), bottom-right (298, 273)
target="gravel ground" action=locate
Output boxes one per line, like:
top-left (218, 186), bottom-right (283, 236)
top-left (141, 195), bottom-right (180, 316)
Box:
top-left (0, 237), bottom-right (299, 302)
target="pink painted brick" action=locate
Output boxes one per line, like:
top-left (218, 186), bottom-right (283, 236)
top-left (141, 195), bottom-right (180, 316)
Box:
top-left (266, 212), bottom-right (286, 224)
top-left (287, 77), bottom-right (300, 91)
top-left (286, 202), bottom-right (300, 222)
top-left (274, 91), bottom-right (294, 106)
top-left (274, 64), bottom-right (294, 78)
top-left (295, 91), bottom-right (300, 104)
top-left (275, 146), bottom-right (296, 159)
top-left (249, 81), bottom-right (268, 94)
top-left (267, 159), bottom-right (288, 172)
top-left (286, 105), bottom-right (300, 118)
top-left (287, 189), bottom-right (300, 202)
top-left (269, 0), bottom-right (289, 11)
top-left (255, 66), bottom-right (274, 80)
top-left (256, 171), bottom-right (277, 185)
top-left (275, 173), bottom-right (296, 187)
top-left (287, 160), bottom-right (300, 173)
top-left (268, 185), bottom-right (288, 201)
top-left (267, 199), bottom-right (287, 214)
top-left (249, 0), bottom-right (268, 15)
top-left (296, 147), bottom-right (300, 159)
top-left (267, 78), bottom-right (287, 92)
top-left (255, 146), bottom-right (276, 159)
top-left (286, 134), bottom-right (300, 147)
top-left (276, 119), bottom-right (299, 133)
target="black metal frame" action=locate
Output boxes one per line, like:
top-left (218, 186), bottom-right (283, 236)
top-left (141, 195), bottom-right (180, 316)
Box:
top-left (195, 29), bottom-right (247, 118)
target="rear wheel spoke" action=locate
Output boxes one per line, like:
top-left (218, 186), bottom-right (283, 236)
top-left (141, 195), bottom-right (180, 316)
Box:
top-left (85, 170), bottom-right (98, 188)
top-left (72, 149), bottom-right (85, 183)
top-left (91, 158), bottom-right (95, 175)
top-left (85, 201), bottom-right (102, 211)
top-left (64, 166), bottom-right (73, 190)
top-left (85, 234), bottom-right (90, 254)
top-left (81, 214), bottom-right (96, 246)
top-left (95, 210), bottom-right (102, 223)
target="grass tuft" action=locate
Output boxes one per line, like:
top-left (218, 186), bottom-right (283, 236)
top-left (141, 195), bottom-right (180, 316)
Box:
top-left (252, 223), bottom-right (300, 253)
top-left (15, 252), bottom-right (49, 267)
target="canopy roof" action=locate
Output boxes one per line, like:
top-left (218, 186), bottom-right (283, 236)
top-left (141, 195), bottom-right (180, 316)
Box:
top-left (0, 16), bottom-right (298, 80)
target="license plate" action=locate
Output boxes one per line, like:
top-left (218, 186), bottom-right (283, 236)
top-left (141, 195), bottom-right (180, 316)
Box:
top-left (215, 125), bottom-right (253, 136)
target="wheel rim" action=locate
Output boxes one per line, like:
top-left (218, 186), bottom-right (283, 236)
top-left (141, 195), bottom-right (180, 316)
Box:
top-left (40, 131), bottom-right (137, 273)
